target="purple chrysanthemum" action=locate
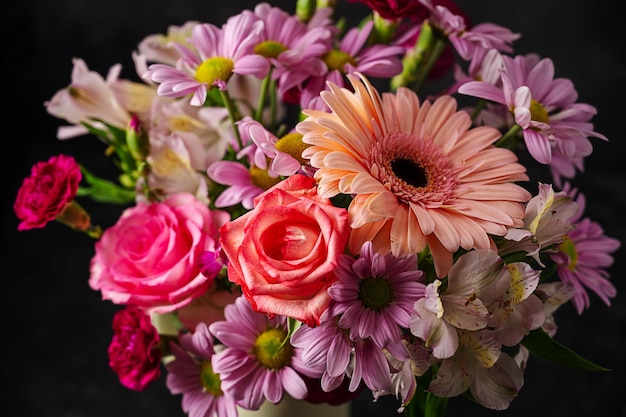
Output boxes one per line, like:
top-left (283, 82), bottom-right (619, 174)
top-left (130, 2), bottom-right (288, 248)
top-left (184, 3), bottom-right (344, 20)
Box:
top-left (550, 185), bottom-right (620, 314)
top-left (166, 322), bottom-right (238, 417)
top-left (208, 296), bottom-right (322, 410)
top-left (329, 241), bottom-right (425, 349)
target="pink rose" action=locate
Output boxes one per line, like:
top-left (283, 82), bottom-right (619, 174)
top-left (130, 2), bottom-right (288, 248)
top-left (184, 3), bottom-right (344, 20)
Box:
top-left (219, 174), bottom-right (350, 327)
top-left (89, 192), bottom-right (230, 313)
top-left (108, 306), bottom-right (162, 391)
top-left (14, 154), bottom-right (82, 230)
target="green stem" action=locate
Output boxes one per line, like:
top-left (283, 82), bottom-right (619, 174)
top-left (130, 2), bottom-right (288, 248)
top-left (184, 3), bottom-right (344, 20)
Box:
top-left (470, 99), bottom-right (487, 122)
top-left (495, 124), bottom-right (522, 149)
top-left (220, 89), bottom-right (244, 150)
top-left (254, 68), bottom-right (273, 122)
top-left (391, 21), bottom-right (447, 93)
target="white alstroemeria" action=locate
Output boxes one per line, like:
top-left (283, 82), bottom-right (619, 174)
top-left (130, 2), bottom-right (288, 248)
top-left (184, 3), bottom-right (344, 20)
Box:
top-left (410, 249), bottom-right (509, 359)
top-left (45, 58), bottom-right (132, 140)
top-left (429, 329), bottom-right (523, 411)
top-left (489, 262), bottom-right (545, 346)
top-left (501, 182), bottom-right (578, 265)
top-left (143, 131), bottom-right (209, 205)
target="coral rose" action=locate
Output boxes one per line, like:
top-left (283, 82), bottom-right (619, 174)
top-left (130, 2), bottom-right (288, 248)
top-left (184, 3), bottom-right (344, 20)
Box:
top-left (89, 192), bottom-right (230, 313)
top-left (219, 174), bottom-right (350, 327)
top-left (108, 306), bottom-right (162, 391)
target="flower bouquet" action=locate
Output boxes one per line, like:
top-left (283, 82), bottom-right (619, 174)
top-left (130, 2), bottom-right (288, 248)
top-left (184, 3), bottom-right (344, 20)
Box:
top-left (12, 0), bottom-right (622, 416)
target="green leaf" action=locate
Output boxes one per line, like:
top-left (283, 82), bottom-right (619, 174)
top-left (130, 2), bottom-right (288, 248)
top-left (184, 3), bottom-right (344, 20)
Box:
top-left (522, 328), bottom-right (610, 371)
top-left (79, 166), bottom-right (135, 204)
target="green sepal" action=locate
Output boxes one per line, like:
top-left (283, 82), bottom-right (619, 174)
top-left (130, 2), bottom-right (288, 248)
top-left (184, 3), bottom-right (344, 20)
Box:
top-left (78, 165), bottom-right (136, 204)
top-left (522, 328), bottom-right (610, 371)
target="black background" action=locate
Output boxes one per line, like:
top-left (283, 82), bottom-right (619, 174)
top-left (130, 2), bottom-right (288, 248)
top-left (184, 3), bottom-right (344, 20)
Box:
top-left (3, 1), bottom-right (625, 416)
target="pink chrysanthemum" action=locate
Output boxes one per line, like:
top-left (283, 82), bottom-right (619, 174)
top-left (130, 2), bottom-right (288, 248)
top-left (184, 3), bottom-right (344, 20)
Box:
top-left (251, 3), bottom-right (333, 96)
top-left (297, 72), bottom-right (531, 278)
top-left (417, 0), bottom-right (520, 60)
top-left (329, 241), bottom-right (425, 349)
top-left (144, 11), bottom-right (270, 106)
top-left (299, 20), bottom-right (405, 110)
top-left (550, 185), bottom-right (620, 314)
top-left (458, 53), bottom-right (608, 173)
top-left (290, 316), bottom-right (394, 393)
top-left (209, 296), bottom-right (322, 410)
top-left (166, 322), bottom-right (239, 417)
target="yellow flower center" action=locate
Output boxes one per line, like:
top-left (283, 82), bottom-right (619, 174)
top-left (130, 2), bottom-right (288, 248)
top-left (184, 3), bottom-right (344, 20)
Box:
top-left (275, 133), bottom-right (308, 165)
top-left (529, 98), bottom-right (550, 124)
top-left (323, 50), bottom-right (357, 72)
top-left (558, 235), bottom-right (579, 270)
top-left (254, 40), bottom-right (287, 59)
top-left (199, 360), bottom-right (223, 396)
top-left (250, 165), bottom-right (281, 190)
top-left (253, 328), bottom-right (293, 369)
top-left (359, 277), bottom-right (393, 312)
top-left (195, 57), bottom-right (234, 86)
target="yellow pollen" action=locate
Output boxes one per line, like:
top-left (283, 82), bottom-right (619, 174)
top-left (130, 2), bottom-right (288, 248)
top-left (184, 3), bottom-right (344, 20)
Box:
top-left (254, 40), bottom-right (287, 59)
top-left (530, 98), bottom-right (550, 124)
top-left (275, 133), bottom-right (309, 165)
top-left (195, 57), bottom-right (234, 86)
top-left (559, 235), bottom-right (579, 270)
top-left (323, 50), bottom-right (357, 72)
top-left (253, 328), bottom-right (293, 369)
top-left (199, 361), bottom-right (223, 396)
top-left (250, 165), bottom-right (281, 190)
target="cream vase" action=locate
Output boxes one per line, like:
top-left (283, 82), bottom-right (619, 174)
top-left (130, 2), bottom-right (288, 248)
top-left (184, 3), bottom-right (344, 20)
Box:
top-left (237, 395), bottom-right (351, 417)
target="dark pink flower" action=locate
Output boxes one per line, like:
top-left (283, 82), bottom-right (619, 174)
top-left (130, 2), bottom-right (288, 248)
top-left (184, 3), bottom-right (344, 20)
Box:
top-left (14, 154), bottom-right (82, 231)
top-left (108, 306), bottom-right (162, 391)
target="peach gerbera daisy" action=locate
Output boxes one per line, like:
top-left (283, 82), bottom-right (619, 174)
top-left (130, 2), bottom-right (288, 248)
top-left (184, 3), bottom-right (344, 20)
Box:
top-left (296, 72), bottom-right (531, 278)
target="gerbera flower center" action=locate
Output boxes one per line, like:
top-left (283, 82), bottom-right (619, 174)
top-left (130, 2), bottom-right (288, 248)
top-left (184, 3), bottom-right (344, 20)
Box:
top-left (371, 131), bottom-right (458, 204)
top-left (250, 165), bottom-right (281, 190)
top-left (558, 235), bottom-right (579, 270)
top-left (199, 360), bottom-right (223, 396)
top-left (529, 98), bottom-right (550, 124)
top-left (323, 50), bottom-right (357, 72)
top-left (390, 158), bottom-right (427, 188)
top-left (253, 328), bottom-right (293, 369)
top-left (275, 133), bottom-right (309, 165)
top-left (254, 40), bottom-right (287, 59)
top-left (359, 277), bottom-right (393, 312)
top-left (195, 57), bottom-right (234, 86)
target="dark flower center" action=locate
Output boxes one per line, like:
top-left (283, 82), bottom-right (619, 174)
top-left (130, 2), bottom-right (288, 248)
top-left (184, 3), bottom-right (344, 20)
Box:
top-left (359, 277), bottom-right (393, 312)
top-left (390, 158), bottom-right (427, 188)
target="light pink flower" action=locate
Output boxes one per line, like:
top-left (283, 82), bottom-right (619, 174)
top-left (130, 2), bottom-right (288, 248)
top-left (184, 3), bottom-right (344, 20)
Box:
top-left (144, 11), bottom-right (270, 106)
top-left (458, 53), bottom-right (608, 168)
top-left (206, 160), bottom-right (266, 210)
top-left (300, 21), bottom-right (404, 110)
top-left (417, 0), bottom-right (519, 60)
top-left (252, 3), bottom-right (333, 96)
top-left (89, 193), bottom-right (230, 314)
